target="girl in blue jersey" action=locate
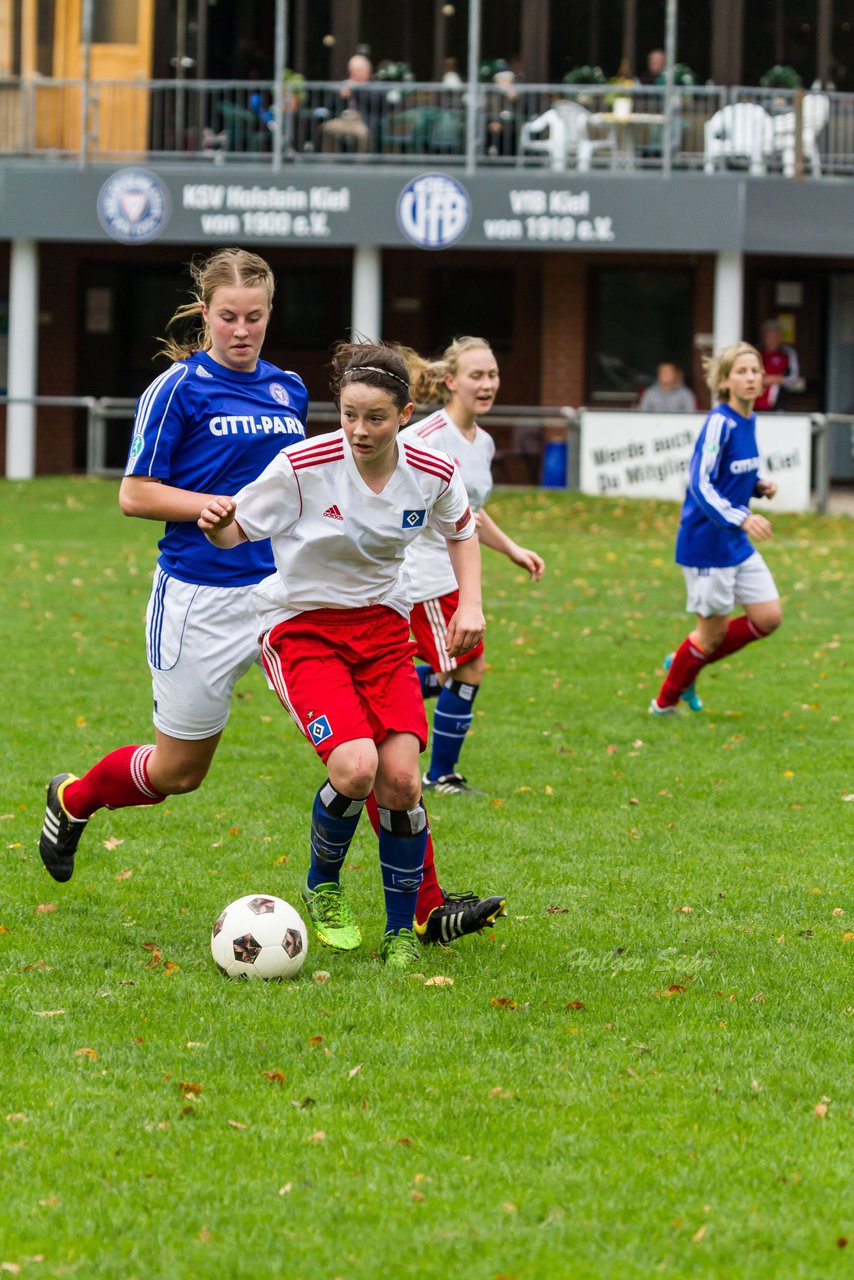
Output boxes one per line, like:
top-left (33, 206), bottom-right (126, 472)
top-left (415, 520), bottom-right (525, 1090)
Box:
top-left (38, 248), bottom-right (308, 879)
top-left (650, 341), bottom-right (781, 714)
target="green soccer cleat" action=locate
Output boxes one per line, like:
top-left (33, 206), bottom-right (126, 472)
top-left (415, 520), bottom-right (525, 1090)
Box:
top-left (378, 927), bottom-right (422, 971)
top-left (301, 881), bottom-right (362, 952)
top-left (663, 652), bottom-right (703, 712)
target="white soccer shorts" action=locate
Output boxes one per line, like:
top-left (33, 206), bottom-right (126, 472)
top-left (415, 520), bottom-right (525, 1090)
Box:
top-left (682, 552), bottom-right (779, 618)
top-left (145, 566), bottom-right (265, 740)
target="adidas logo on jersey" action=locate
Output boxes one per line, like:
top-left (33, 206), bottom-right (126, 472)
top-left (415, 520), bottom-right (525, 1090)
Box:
top-left (195, 363), bottom-right (213, 378)
top-left (322, 505), bottom-right (344, 521)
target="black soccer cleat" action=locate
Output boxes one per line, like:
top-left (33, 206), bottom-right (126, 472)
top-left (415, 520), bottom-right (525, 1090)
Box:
top-left (39, 773), bottom-right (88, 883)
top-left (415, 891), bottom-right (507, 945)
top-left (421, 771), bottom-right (482, 796)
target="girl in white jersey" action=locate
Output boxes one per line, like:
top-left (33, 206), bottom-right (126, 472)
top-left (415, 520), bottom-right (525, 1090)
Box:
top-left (397, 337), bottom-right (544, 796)
top-left (39, 249), bottom-right (309, 883)
top-left (198, 343), bottom-right (485, 971)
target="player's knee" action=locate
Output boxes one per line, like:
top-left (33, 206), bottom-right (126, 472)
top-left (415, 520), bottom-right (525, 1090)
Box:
top-left (328, 744), bottom-right (377, 798)
top-left (758, 603), bottom-right (783, 634)
top-left (159, 766), bottom-right (208, 795)
top-left (381, 771), bottom-right (422, 811)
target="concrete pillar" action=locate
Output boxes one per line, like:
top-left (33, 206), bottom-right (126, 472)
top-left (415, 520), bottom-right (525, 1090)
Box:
top-left (6, 239), bottom-right (39, 480)
top-left (713, 250), bottom-right (744, 353)
top-left (351, 244), bottom-right (382, 341)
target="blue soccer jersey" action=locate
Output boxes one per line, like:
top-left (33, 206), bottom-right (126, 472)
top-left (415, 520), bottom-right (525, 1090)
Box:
top-left (675, 403), bottom-right (764, 569)
top-left (125, 350), bottom-right (308, 587)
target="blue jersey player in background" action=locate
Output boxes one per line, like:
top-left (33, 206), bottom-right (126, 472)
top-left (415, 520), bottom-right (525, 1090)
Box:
top-left (650, 341), bottom-right (782, 715)
top-left (39, 248), bottom-right (308, 881)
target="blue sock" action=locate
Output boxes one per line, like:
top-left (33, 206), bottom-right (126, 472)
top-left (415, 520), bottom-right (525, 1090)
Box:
top-left (377, 803), bottom-right (427, 934)
top-left (417, 664), bottom-right (441, 699)
top-left (427, 680), bottom-right (479, 781)
top-left (307, 781), bottom-right (367, 891)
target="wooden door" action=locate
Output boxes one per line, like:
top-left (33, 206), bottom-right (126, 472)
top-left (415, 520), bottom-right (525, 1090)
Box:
top-left (53, 0), bottom-right (154, 154)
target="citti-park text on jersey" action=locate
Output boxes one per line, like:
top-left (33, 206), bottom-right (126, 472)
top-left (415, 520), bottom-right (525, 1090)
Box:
top-left (209, 415), bottom-right (303, 437)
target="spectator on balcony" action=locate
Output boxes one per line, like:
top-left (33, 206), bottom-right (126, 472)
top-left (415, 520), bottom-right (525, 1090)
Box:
top-left (754, 319), bottom-right (800, 411)
top-left (321, 53), bottom-right (375, 154)
top-left (639, 48), bottom-right (666, 85)
top-left (638, 362), bottom-right (696, 413)
top-left (485, 61), bottom-right (521, 158)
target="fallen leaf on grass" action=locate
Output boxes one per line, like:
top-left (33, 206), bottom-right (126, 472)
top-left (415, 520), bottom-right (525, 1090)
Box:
top-left (313, 971), bottom-right (330, 983)
top-left (546, 905), bottom-right (569, 915)
top-left (114, 869), bottom-right (132, 881)
top-left (38, 1196), bottom-right (60, 1209)
top-left (307, 1130), bottom-right (326, 1143)
top-left (278, 1183), bottom-right (293, 1196)
top-left (227, 1120), bottom-right (247, 1130)
top-left (35, 903), bottom-right (56, 915)
top-left (307, 1035), bottom-right (324, 1046)
top-left (397, 1136), bottom-right (414, 1147)
top-left (74, 1047), bottom-right (97, 1060)
top-left (814, 1102), bottom-right (829, 1118)
top-left (838, 1237), bottom-right (848, 1249)
top-left (490, 997), bottom-right (518, 1010)
top-left (424, 975), bottom-right (454, 987)
top-left (347, 1064), bottom-right (363, 1079)
top-left (410, 1190), bottom-right (425, 1203)
top-left (654, 984), bottom-right (687, 998)
top-left (692, 1224), bottom-right (708, 1243)
top-left (146, 947), bottom-right (162, 968)
top-left (565, 1000), bottom-right (586, 1010)
top-left (488, 1087), bottom-right (513, 1100)
top-left (103, 837), bottom-right (124, 852)
top-left (502, 1202), bottom-right (517, 1214)
top-left (842, 932), bottom-right (854, 943)
top-left (262, 1071), bottom-right (285, 1084)
top-left (1, 1263), bottom-right (22, 1274)
top-left (34, 1010), bottom-right (65, 1017)
top-left (606, 745), bottom-right (618, 755)
top-left (291, 1098), bottom-right (315, 1109)
top-left (198, 1227), bottom-right (212, 1244)
top-left (673, 905), bottom-right (694, 914)
top-left (832, 907), bottom-right (844, 917)
top-left (4, 1114), bottom-right (27, 1123)
top-left (179, 1081), bottom-right (203, 1098)
top-left (163, 960), bottom-right (180, 975)
top-left (0, 926), bottom-right (8, 935)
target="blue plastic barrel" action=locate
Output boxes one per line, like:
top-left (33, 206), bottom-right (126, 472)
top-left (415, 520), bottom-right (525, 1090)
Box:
top-left (540, 439), bottom-right (568, 488)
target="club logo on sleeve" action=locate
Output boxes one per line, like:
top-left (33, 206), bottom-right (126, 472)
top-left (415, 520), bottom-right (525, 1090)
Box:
top-left (455, 507), bottom-right (472, 532)
top-left (270, 383), bottom-right (290, 406)
top-left (307, 714), bottom-right (333, 745)
top-left (402, 509), bottom-right (426, 528)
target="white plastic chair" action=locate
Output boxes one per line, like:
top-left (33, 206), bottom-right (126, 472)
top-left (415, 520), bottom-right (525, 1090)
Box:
top-left (703, 103), bottom-right (773, 175)
top-left (519, 100), bottom-right (610, 172)
top-left (771, 92), bottom-right (830, 176)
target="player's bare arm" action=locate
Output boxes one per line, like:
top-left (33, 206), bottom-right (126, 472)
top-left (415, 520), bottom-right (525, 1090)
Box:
top-left (119, 475), bottom-right (231, 523)
top-left (444, 535), bottom-right (485, 657)
top-left (198, 497), bottom-right (247, 548)
top-left (475, 508), bottom-right (545, 580)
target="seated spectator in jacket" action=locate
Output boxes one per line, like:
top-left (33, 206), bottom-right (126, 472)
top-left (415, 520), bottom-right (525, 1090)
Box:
top-left (321, 54), bottom-right (375, 154)
top-left (638, 362), bottom-right (696, 412)
top-left (754, 319), bottom-right (800, 411)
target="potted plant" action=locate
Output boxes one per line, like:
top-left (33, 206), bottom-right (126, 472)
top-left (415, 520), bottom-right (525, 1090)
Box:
top-left (759, 65), bottom-right (802, 89)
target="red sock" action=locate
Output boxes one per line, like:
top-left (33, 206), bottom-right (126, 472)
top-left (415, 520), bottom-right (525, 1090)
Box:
top-left (656, 636), bottom-right (709, 707)
top-left (706, 615), bottom-right (768, 664)
top-left (365, 792), bottom-right (443, 925)
top-left (63, 745), bottom-right (166, 820)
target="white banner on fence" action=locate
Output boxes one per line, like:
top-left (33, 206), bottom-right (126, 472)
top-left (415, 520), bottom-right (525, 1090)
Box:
top-left (579, 412), bottom-right (811, 511)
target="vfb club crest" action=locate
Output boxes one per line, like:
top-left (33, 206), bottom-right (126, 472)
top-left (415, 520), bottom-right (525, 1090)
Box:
top-left (97, 169), bottom-right (171, 245)
top-left (397, 174), bottom-right (471, 249)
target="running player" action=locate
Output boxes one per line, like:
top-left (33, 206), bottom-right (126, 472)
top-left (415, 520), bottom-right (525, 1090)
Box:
top-left (38, 248), bottom-right (308, 878)
top-left (38, 257), bottom-right (502, 949)
top-left (650, 341), bottom-right (781, 715)
top-left (396, 337), bottom-right (544, 795)
top-left (198, 342), bottom-right (485, 970)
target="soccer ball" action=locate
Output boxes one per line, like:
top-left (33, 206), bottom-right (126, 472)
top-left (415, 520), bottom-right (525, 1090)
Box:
top-left (211, 894), bottom-right (308, 980)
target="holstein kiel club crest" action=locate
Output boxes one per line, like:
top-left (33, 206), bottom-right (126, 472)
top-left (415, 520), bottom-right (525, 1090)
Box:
top-left (97, 169), bottom-right (172, 245)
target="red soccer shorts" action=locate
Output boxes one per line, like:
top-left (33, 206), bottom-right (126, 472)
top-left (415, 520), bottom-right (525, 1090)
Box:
top-left (261, 605), bottom-right (428, 763)
top-left (410, 589), bottom-right (485, 675)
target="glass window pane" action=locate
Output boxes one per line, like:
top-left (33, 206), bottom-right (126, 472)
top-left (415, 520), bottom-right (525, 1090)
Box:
top-left (89, 1), bottom-right (138, 45)
top-left (591, 268), bottom-right (694, 400)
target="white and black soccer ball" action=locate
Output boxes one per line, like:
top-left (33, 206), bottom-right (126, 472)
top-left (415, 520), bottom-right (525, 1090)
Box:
top-left (211, 894), bottom-right (308, 980)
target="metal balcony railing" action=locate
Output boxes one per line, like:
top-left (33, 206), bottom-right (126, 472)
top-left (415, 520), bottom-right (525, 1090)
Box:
top-left (1, 77), bottom-right (853, 178)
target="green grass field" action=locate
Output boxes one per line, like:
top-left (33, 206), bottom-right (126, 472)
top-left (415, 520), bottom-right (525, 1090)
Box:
top-left (1, 478), bottom-right (851, 1280)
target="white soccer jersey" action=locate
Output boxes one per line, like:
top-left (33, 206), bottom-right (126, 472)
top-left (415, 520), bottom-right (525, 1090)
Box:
top-left (232, 428), bottom-right (475, 630)
top-left (399, 409), bottom-right (495, 603)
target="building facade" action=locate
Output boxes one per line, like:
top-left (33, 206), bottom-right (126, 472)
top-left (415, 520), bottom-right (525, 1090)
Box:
top-left (2, 0), bottom-right (854, 478)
